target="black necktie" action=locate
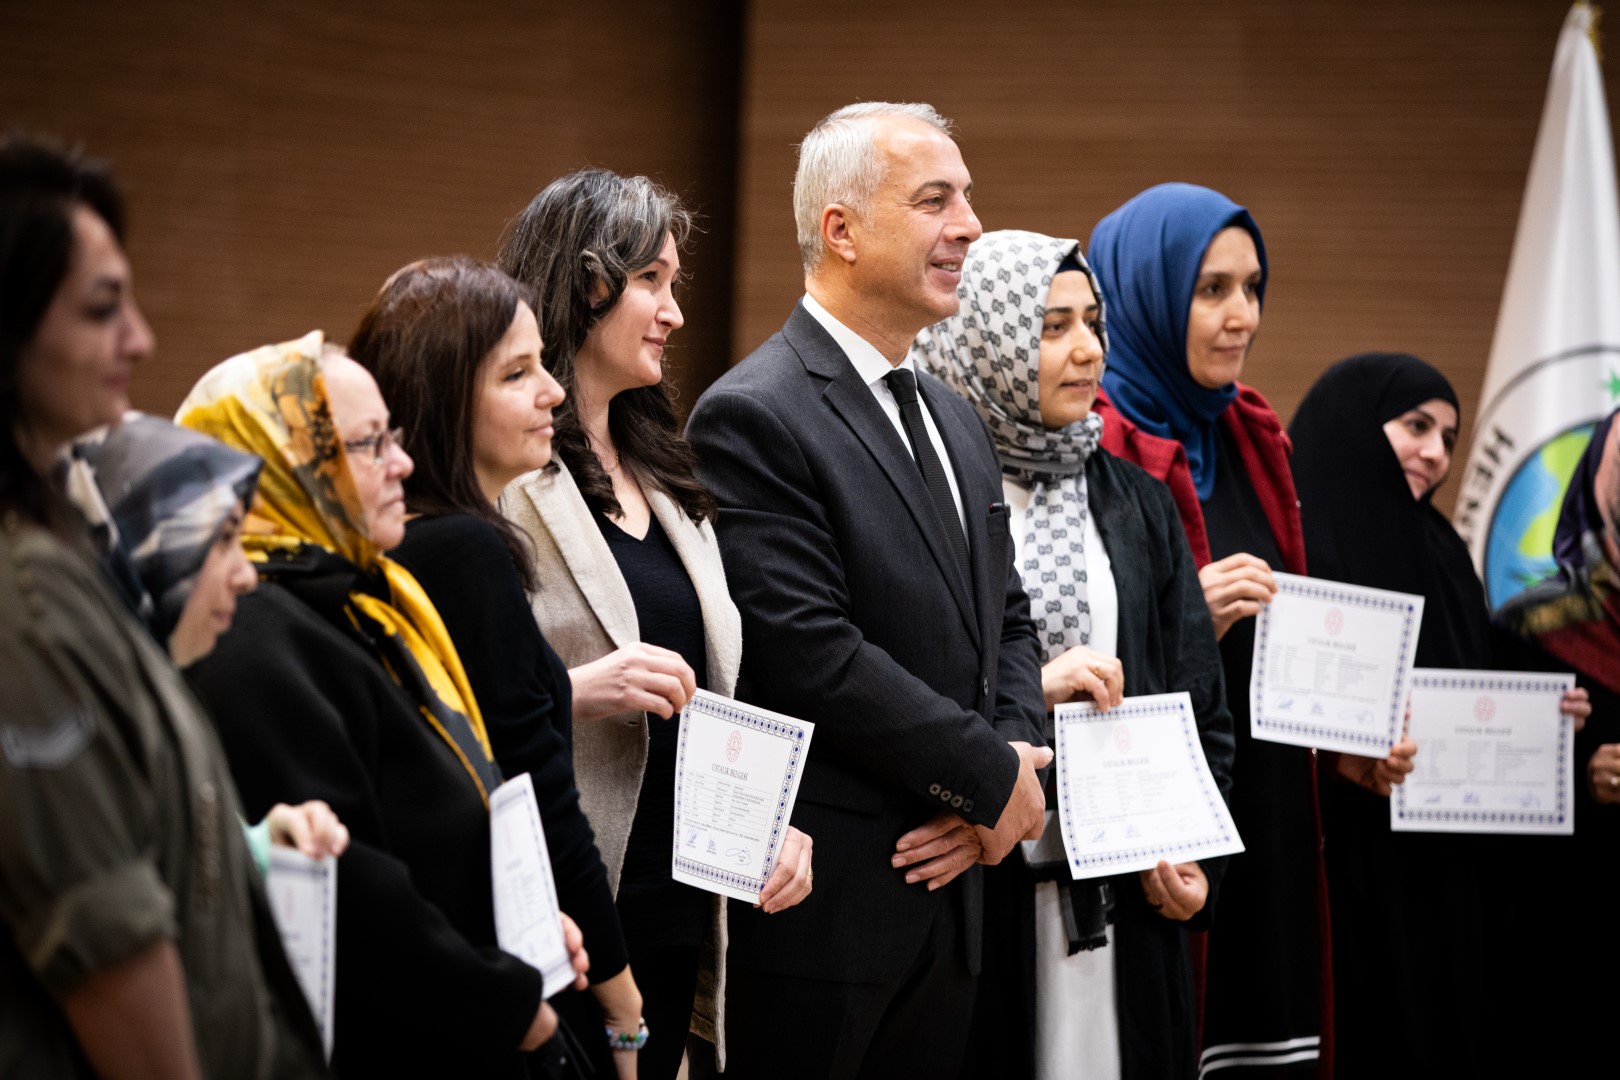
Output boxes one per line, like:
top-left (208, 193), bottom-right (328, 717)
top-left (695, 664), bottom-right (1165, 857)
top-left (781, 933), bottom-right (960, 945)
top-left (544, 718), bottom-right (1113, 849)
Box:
top-left (884, 368), bottom-right (971, 587)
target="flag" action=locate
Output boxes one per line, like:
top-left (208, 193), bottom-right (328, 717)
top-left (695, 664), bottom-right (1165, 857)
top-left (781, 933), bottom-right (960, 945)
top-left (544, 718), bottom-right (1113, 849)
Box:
top-left (1454, 1), bottom-right (1620, 607)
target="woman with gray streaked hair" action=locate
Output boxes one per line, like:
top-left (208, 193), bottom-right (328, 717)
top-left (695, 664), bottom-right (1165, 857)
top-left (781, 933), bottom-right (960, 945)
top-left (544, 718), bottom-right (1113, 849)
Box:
top-left (499, 168), bottom-right (814, 1079)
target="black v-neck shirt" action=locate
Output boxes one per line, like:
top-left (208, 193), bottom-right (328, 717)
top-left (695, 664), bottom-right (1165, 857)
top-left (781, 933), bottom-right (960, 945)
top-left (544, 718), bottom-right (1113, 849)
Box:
top-left (594, 510), bottom-right (711, 945)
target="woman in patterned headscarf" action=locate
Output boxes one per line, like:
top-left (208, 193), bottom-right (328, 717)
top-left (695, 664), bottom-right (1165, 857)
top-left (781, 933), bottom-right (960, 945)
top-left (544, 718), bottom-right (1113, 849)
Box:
top-left (914, 229), bottom-right (1232, 1080)
top-left (178, 332), bottom-right (584, 1078)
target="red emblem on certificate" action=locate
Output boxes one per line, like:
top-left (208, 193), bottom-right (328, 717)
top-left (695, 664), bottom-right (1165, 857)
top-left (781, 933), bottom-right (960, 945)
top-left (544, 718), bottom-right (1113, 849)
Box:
top-left (1474, 696), bottom-right (1496, 723)
top-left (1324, 608), bottom-right (1344, 636)
top-left (1113, 723), bottom-right (1133, 755)
top-left (726, 730), bottom-right (743, 763)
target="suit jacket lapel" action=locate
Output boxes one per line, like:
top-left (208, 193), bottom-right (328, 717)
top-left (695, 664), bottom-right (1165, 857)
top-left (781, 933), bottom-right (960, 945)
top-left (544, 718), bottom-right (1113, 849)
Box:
top-left (513, 465), bottom-right (639, 648)
top-left (783, 304), bottom-right (979, 643)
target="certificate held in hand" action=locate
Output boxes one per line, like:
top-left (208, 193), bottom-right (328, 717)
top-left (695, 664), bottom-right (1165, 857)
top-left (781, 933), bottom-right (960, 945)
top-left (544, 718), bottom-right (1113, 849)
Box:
top-left (1054, 692), bottom-right (1243, 881)
top-left (1392, 669), bottom-right (1576, 835)
top-left (673, 689), bottom-right (814, 904)
top-left (1250, 572), bottom-right (1424, 758)
top-left (489, 773), bottom-right (577, 998)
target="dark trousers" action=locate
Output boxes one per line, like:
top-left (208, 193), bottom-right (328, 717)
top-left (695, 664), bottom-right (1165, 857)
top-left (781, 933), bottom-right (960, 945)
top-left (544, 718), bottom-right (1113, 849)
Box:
top-left (720, 897), bottom-right (976, 1080)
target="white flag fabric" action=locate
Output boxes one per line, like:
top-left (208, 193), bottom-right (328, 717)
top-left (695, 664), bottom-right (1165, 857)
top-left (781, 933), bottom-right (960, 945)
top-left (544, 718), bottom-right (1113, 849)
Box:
top-left (1454, 1), bottom-right (1620, 607)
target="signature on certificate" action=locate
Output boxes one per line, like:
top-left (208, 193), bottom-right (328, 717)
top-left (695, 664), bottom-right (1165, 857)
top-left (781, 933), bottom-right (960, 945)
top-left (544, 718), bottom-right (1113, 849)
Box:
top-left (725, 846), bottom-right (752, 865)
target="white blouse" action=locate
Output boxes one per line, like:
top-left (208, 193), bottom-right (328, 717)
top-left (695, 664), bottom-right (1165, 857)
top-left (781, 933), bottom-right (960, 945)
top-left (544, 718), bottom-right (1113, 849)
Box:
top-left (1005, 474), bottom-right (1123, 1080)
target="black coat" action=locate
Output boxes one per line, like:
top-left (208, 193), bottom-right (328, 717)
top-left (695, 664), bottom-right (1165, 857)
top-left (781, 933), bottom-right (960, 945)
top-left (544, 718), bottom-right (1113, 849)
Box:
top-left (684, 301), bottom-right (1048, 988)
top-left (971, 448), bottom-right (1234, 1080)
top-left (188, 566), bottom-right (542, 1079)
top-left (392, 513), bottom-right (626, 978)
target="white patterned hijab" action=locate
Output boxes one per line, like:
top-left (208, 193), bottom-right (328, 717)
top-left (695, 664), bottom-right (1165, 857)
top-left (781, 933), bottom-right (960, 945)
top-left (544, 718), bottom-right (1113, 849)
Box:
top-left (912, 230), bottom-right (1107, 484)
top-left (913, 229), bottom-right (1108, 663)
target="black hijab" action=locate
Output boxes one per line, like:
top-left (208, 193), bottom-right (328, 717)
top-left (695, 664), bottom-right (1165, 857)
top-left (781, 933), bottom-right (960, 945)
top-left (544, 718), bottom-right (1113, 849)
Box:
top-left (1290, 353), bottom-right (1491, 669)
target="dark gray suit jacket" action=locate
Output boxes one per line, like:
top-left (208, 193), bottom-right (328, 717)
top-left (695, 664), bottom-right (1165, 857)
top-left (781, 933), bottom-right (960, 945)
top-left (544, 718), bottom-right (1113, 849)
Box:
top-left (685, 302), bottom-right (1047, 985)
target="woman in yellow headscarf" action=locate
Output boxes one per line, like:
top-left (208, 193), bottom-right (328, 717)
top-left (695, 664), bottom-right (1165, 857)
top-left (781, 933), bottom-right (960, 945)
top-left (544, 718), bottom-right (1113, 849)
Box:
top-left (180, 332), bottom-right (583, 1079)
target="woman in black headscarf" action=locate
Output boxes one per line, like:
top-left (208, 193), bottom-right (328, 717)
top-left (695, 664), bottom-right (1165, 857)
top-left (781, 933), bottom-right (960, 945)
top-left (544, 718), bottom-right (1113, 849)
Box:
top-left (1290, 352), bottom-right (1588, 1078)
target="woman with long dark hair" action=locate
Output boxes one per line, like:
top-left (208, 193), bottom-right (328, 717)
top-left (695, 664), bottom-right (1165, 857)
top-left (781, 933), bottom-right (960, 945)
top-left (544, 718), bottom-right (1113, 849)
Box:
top-left (350, 255), bottom-right (645, 1076)
top-left (499, 168), bottom-right (813, 1078)
top-left (0, 133), bottom-right (325, 1079)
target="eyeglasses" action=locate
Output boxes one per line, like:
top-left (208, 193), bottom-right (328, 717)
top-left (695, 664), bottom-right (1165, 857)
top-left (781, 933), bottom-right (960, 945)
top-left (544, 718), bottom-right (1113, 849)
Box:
top-left (342, 426), bottom-right (405, 466)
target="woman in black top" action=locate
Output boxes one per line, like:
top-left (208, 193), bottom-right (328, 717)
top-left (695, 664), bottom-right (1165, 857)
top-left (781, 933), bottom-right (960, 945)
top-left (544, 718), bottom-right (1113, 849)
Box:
top-left (497, 168), bottom-right (813, 1078)
top-left (348, 255), bottom-right (643, 1076)
top-left (1290, 353), bottom-right (1589, 1078)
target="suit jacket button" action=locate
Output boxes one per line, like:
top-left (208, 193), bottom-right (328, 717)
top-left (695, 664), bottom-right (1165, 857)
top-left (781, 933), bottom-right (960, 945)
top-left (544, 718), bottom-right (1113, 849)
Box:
top-left (963, 799), bottom-right (974, 814)
top-left (981, 677), bottom-right (989, 697)
top-left (951, 795), bottom-right (964, 809)
top-left (940, 789), bottom-right (952, 802)
top-left (928, 783), bottom-right (941, 796)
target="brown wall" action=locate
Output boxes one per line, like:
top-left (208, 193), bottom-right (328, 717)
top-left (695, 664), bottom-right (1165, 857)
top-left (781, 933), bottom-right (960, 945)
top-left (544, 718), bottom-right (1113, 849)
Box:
top-left (6, 0), bottom-right (1615, 515)
top-left (2, 0), bottom-right (742, 415)
top-left (734, 0), bottom-right (1620, 512)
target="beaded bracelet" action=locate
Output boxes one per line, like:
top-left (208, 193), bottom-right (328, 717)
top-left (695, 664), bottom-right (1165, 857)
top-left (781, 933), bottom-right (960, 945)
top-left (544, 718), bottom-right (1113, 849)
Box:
top-left (606, 1018), bottom-right (649, 1052)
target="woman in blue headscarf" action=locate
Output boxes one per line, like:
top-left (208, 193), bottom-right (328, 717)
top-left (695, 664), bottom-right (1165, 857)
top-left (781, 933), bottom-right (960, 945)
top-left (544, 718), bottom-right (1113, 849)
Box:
top-left (1089, 184), bottom-right (1409, 1078)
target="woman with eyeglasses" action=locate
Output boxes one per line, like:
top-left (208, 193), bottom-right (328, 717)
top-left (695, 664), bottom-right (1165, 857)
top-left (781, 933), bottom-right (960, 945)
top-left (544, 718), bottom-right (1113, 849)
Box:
top-left (180, 333), bottom-right (587, 1078)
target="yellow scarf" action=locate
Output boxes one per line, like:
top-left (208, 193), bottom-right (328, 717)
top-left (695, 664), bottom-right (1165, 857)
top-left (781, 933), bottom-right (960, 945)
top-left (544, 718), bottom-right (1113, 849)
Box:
top-left (177, 332), bottom-right (497, 802)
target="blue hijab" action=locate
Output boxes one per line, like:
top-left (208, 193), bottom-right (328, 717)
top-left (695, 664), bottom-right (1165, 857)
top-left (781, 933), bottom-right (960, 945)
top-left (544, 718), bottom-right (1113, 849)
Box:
top-left (1088, 183), bottom-right (1268, 499)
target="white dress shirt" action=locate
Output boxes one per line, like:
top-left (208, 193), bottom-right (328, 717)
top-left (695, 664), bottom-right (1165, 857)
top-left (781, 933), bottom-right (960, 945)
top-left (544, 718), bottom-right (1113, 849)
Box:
top-left (801, 294), bottom-right (968, 537)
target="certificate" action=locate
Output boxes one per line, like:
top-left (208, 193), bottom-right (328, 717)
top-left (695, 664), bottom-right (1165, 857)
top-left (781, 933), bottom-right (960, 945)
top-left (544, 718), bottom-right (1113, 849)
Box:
top-left (489, 773), bottom-right (575, 997)
top-left (673, 690), bottom-right (815, 904)
top-left (1054, 692), bottom-right (1243, 880)
top-left (1391, 669), bottom-right (1575, 835)
top-left (265, 848), bottom-right (336, 1059)
top-left (1250, 573), bottom-right (1424, 757)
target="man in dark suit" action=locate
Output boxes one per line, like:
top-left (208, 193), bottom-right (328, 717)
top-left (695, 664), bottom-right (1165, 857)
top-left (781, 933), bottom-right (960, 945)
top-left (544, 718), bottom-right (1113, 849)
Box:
top-left (684, 102), bottom-right (1051, 1078)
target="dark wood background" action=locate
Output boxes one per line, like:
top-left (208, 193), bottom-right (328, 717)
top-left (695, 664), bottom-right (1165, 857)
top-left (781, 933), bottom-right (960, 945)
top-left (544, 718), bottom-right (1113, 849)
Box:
top-left (6, 0), bottom-right (1614, 514)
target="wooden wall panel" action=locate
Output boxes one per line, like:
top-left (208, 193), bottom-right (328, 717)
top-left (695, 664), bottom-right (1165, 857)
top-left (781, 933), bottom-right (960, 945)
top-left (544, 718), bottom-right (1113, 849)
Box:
top-left (733, 0), bottom-right (1620, 513)
top-left (2, 0), bottom-right (742, 417)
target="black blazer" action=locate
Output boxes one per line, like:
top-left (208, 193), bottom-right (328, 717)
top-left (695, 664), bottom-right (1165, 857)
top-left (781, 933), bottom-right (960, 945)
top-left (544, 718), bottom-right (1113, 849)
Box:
top-left (685, 302), bottom-right (1047, 985)
top-left (973, 450), bottom-right (1234, 1080)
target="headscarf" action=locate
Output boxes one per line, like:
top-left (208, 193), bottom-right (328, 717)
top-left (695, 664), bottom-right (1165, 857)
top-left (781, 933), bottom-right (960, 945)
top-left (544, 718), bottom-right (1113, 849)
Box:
top-left (1500, 408), bottom-right (1620, 693)
top-left (914, 229), bottom-right (1107, 662)
top-left (177, 331), bottom-right (500, 802)
top-left (1289, 352), bottom-right (1490, 669)
top-left (63, 413), bottom-right (261, 646)
top-left (1088, 183), bottom-right (1269, 500)
top-left (914, 230), bottom-right (1112, 953)
top-left (1553, 409), bottom-right (1617, 569)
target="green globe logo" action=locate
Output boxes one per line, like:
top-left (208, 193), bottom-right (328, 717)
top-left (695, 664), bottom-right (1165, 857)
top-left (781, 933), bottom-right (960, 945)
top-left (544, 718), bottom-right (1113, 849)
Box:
top-left (1483, 422), bottom-right (1597, 607)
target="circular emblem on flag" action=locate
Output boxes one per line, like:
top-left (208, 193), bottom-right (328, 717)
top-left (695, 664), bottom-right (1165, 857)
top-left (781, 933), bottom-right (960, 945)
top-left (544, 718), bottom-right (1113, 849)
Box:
top-left (1324, 608), bottom-right (1344, 636)
top-left (1474, 696), bottom-right (1496, 723)
top-left (726, 731), bottom-right (743, 763)
top-left (1113, 723), bottom-right (1133, 755)
top-left (1484, 420), bottom-right (1598, 607)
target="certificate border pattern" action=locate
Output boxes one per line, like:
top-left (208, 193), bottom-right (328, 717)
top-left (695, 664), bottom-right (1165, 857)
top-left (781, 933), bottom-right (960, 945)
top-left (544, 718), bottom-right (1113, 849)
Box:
top-left (1252, 579), bottom-right (1416, 751)
top-left (1057, 698), bottom-right (1237, 873)
top-left (268, 853), bottom-right (335, 1048)
top-left (1392, 673), bottom-right (1572, 827)
top-left (672, 696), bottom-right (808, 894)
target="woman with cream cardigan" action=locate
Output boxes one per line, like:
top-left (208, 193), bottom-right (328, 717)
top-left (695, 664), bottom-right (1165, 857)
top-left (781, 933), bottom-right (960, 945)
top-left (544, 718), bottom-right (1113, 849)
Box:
top-left (500, 167), bottom-right (814, 1078)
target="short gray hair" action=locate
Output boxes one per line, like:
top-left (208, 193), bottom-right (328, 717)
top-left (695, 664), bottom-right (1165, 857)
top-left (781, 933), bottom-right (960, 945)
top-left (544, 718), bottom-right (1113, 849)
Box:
top-left (793, 102), bottom-right (955, 274)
